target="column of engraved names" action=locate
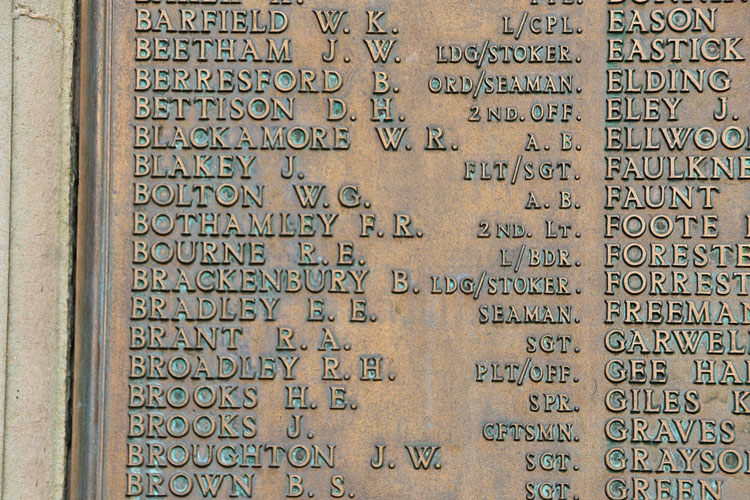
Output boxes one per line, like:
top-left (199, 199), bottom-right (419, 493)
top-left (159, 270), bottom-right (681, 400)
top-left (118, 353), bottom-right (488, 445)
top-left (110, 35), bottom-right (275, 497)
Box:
top-left (424, 0), bottom-right (589, 497)
top-left (604, 1), bottom-right (750, 499)
top-left (124, 0), bottom-right (374, 497)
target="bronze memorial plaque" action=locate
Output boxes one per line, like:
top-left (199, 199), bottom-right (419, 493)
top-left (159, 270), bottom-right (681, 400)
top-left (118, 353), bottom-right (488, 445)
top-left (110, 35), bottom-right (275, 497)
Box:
top-left (69, 0), bottom-right (750, 498)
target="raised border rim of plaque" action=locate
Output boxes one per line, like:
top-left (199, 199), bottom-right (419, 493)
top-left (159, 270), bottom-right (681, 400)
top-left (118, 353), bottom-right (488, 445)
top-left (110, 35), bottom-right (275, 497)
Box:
top-left (67, 0), bottom-right (112, 497)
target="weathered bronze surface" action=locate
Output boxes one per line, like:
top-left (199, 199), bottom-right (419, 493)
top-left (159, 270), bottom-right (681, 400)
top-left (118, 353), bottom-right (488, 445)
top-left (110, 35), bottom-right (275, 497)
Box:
top-left (70, 0), bottom-right (750, 498)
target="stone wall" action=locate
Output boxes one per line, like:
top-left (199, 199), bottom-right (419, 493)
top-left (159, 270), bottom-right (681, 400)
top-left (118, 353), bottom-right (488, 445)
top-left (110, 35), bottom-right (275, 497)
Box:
top-left (0, 1), bottom-right (76, 498)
